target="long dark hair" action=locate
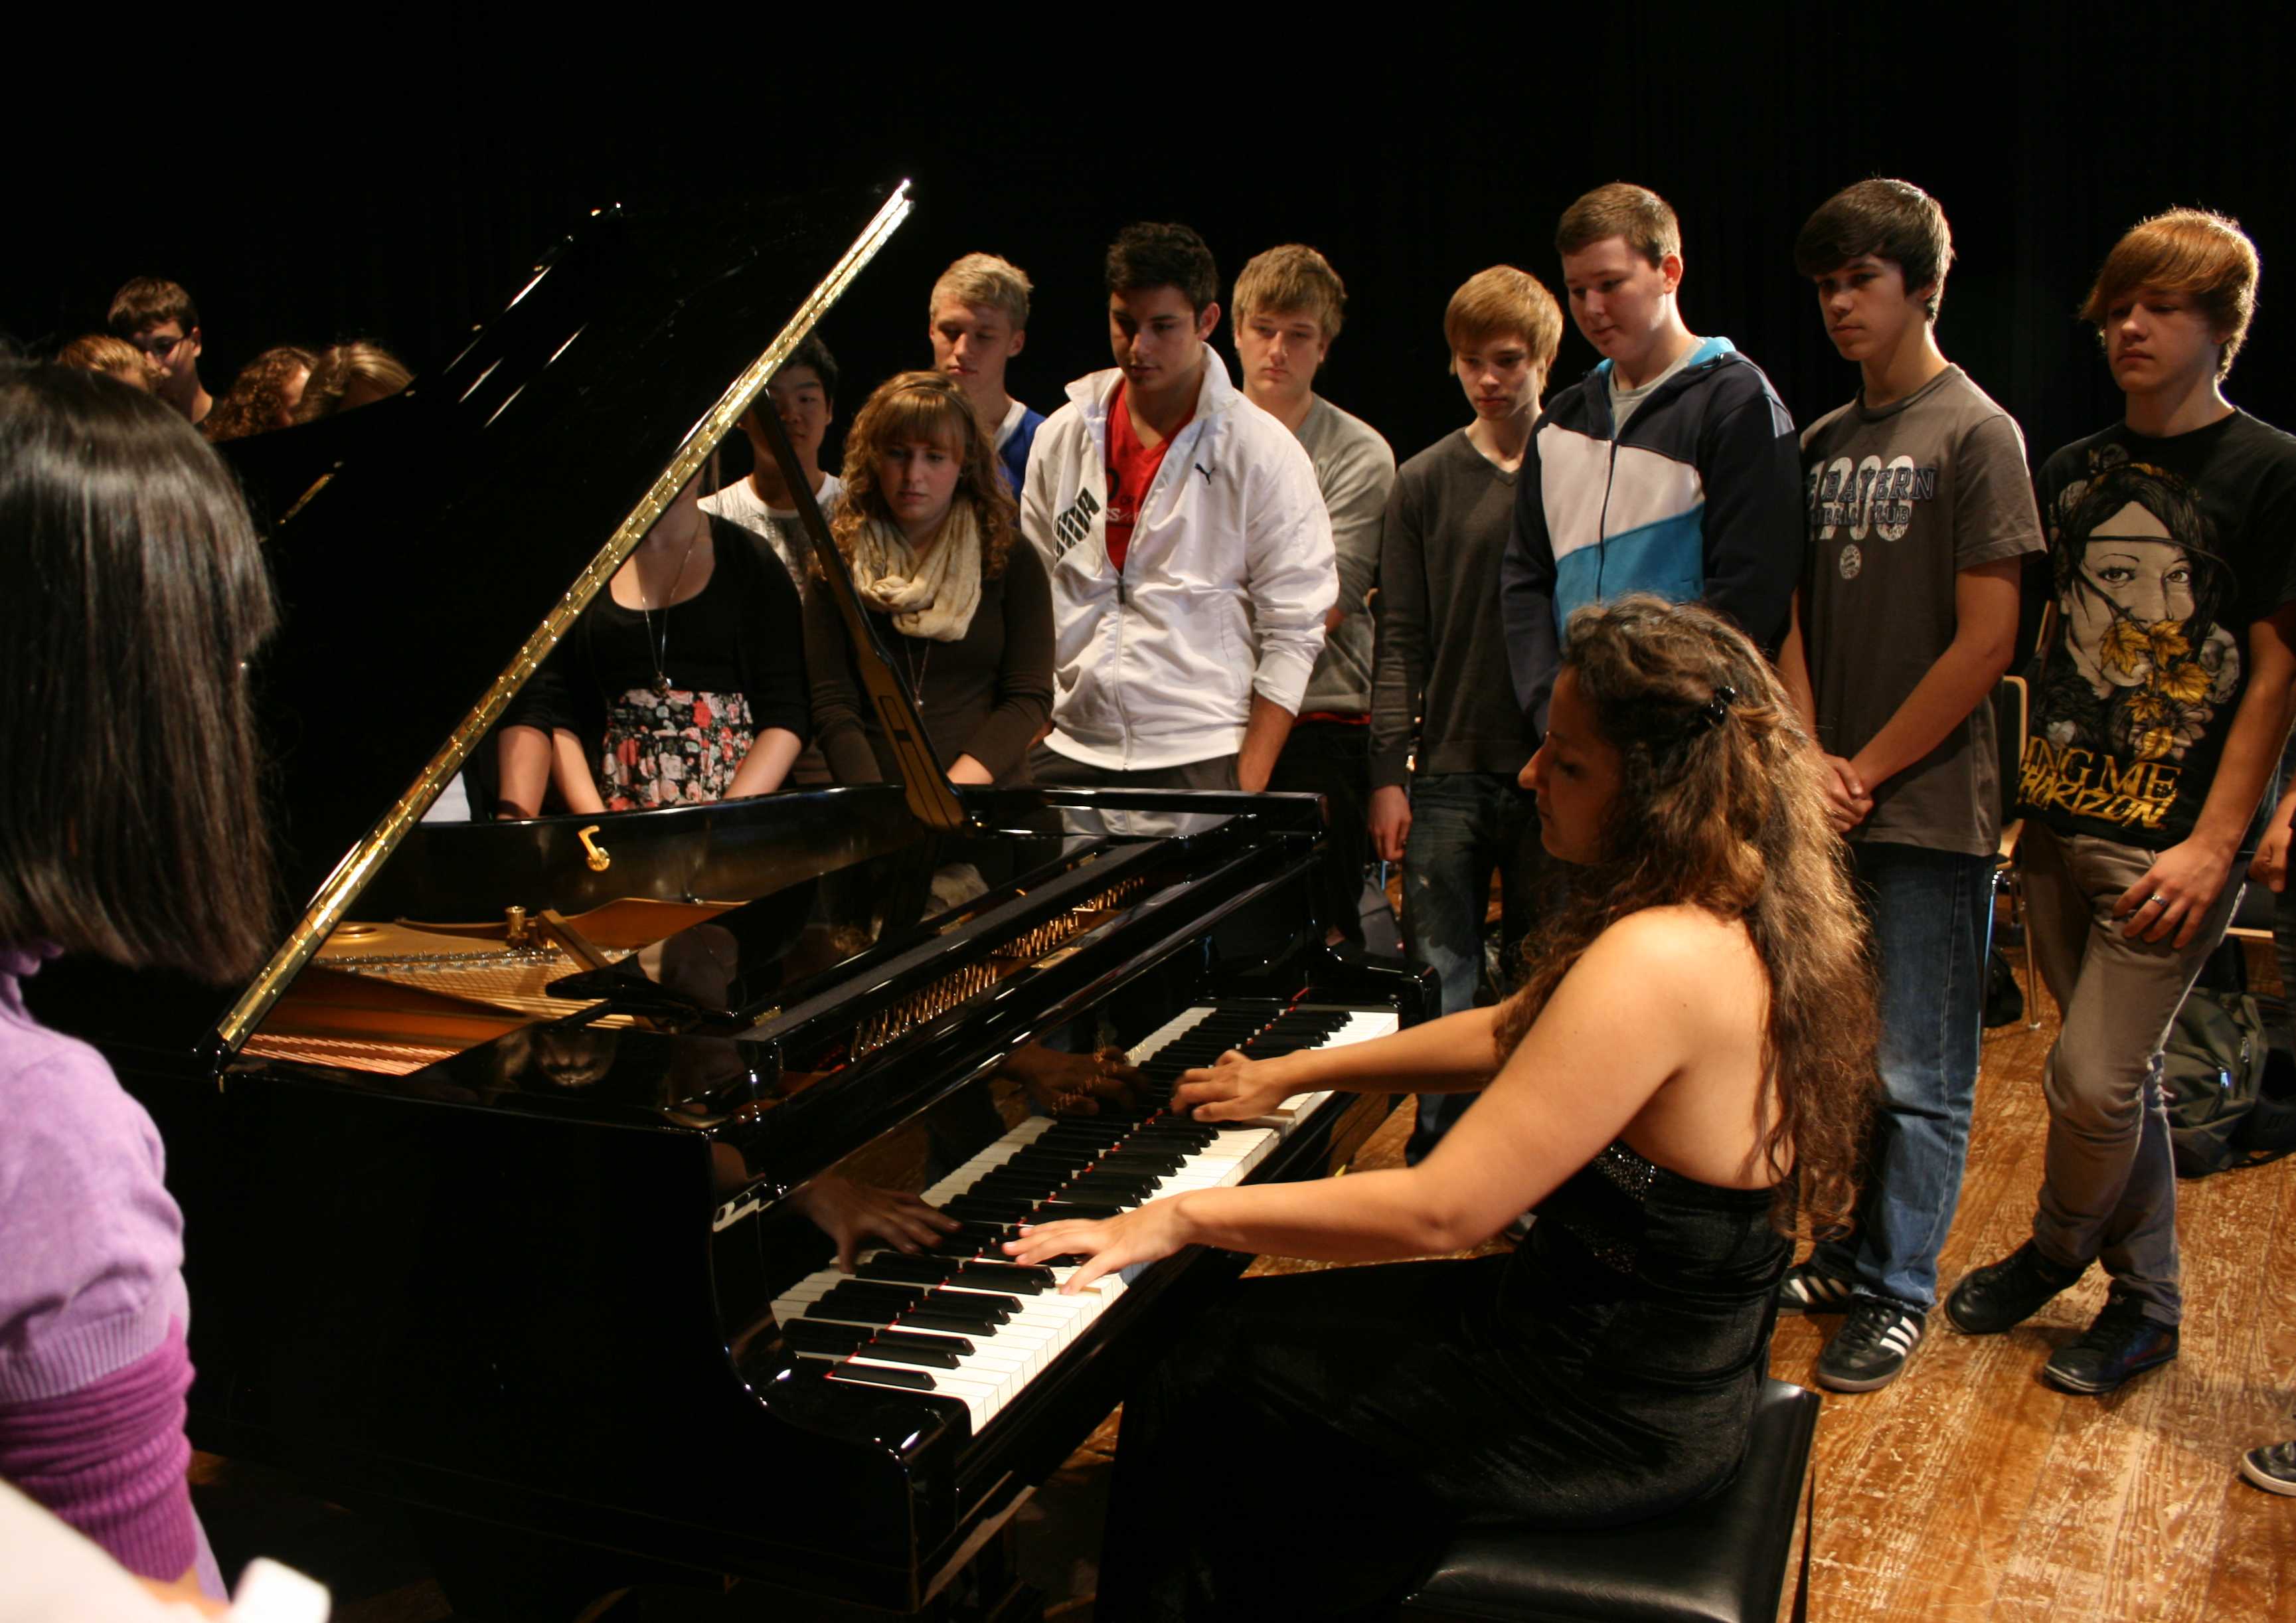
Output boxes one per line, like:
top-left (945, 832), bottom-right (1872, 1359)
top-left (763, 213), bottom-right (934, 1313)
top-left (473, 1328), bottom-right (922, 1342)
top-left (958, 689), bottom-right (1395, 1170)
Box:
top-left (0, 365), bottom-right (280, 980)
top-left (1492, 596), bottom-right (1878, 1239)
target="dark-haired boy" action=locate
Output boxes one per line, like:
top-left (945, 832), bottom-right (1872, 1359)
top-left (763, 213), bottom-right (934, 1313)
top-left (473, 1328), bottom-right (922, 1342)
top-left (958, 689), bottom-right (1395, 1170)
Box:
top-left (1773, 180), bottom-right (2042, 1393)
top-left (1499, 183), bottom-right (1801, 736)
top-left (702, 334), bottom-right (843, 588)
top-left (1022, 223), bottom-right (1334, 804)
top-left (106, 277), bottom-right (210, 425)
top-left (1233, 244), bottom-right (1396, 943)
top-left (1947, 209), bottom-right (2296, 1397)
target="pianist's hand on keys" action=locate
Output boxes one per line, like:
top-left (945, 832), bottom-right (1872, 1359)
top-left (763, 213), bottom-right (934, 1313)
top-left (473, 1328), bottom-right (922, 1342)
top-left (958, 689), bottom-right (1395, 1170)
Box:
top-left (1170, 1048), bottom-right (1311, 1124)
top-left (1005, 1196), bottom-right (1203, 1296)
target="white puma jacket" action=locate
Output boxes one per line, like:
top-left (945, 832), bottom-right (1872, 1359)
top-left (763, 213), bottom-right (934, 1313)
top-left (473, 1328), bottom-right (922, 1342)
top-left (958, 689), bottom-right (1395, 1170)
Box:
top-left (1021, 351), bottom-right (1335, 771)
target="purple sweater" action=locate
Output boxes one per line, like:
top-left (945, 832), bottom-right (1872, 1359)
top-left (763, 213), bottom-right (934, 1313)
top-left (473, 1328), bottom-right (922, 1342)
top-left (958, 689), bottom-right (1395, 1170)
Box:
top-left (0, 944), bottom-right (220, 1596)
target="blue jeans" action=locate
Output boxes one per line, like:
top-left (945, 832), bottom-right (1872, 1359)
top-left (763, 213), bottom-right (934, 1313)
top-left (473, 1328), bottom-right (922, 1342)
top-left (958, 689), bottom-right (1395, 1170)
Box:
top-left (1398, 772), bottom-right (1553, 1163)
top-left (1811, 841), bottom-right (1995, 1312)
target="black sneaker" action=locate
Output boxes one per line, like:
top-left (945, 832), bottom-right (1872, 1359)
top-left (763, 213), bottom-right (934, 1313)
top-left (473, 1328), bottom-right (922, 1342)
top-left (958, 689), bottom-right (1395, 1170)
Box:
top-left (1776, 1260), bottom-right (1857, 1316)
top-left (2239, 1438), bottom-right (2296, 1495)
top-left (2042, 1292), bottom-right (2178, 1395)
top-left (1945, 1241), bottom-right (2085, 1335)
top-left (1815, 1299), bottom-right (1926, 1393)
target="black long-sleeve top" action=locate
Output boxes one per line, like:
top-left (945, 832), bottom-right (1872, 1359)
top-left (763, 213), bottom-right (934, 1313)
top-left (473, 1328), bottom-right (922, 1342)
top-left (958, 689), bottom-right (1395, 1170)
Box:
top-left (503, 518), bottom-right (810, 748)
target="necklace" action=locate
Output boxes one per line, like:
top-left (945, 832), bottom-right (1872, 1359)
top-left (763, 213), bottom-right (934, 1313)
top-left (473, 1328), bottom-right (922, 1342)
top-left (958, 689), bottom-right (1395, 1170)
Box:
top-left (637, 514), bottom-right (704, 697)
top-left (901, 636), bottom-right (932, 702)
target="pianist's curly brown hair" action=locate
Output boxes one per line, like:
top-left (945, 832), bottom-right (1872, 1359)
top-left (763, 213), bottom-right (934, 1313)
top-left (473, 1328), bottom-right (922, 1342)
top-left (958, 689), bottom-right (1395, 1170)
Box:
top-left (0, 365), bottom-right (280, 978)
top-left (1491, 596), bottom-right (1878, 1240)
top-left (831, 370), bottom-right (1019, 576)
top-left (203, 345), bottom-right (317, 443)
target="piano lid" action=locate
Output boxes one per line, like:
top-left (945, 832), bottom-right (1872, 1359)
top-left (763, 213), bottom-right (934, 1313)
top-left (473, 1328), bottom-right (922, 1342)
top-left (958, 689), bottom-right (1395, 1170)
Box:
top-left (208, 181), bottom-right (916, 1057)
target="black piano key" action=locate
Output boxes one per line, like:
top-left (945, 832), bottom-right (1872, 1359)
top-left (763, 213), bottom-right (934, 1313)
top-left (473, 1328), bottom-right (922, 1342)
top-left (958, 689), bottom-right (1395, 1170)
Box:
top-left (900, 1307), bottom-right (999, 1335)
top-left (953, 1260), bottom-right (1056, 1292)
top-left (852, 1336), bottom-right (964, 1369)
top-left (972, 1172), bottom-right (1066, 1198)
top-left (928, 1283), bottom-right (1023, 1312)
top-left (945, 1196), bottom-right (1038, 1223)
top-left (857, 1254), bottom-right (955, 1287)
top-left (1033, 1200), bottom-right (1126, 1221)
top-left (829, 1361), bottom-right (936, 1393)
top-left (1000, 1148), bottom-right (1095, 1172)
top-left (1093, 1152), bottom-right (1187, 1174)
top-left (1062, 1173), bottom-right (1160, 1201)
top-left (819, 1284), bottom-right (1006, 1329)
top-left (783, 1320), bottom-right (870, 1355)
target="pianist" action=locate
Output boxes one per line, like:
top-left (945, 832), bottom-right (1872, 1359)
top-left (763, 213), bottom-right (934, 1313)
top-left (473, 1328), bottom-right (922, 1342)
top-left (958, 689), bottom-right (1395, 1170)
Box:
top-left (1008, 595), bottom-right (1879, 1619)
top-left (0, 364), bottom-right (282, 1604)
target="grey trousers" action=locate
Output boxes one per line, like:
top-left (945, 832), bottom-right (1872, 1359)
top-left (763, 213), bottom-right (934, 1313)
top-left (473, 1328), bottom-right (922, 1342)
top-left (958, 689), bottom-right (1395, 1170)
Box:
top-left (2020, 822), bottom-right (2245, 1325)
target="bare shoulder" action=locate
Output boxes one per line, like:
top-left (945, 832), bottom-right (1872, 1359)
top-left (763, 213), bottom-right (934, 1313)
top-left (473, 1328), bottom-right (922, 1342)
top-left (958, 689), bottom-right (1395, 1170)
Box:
top-left (1582, 904), bottom-right (1756, 976)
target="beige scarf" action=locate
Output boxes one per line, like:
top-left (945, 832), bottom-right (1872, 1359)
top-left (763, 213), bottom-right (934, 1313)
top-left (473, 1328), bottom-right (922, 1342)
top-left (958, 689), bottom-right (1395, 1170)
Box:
top-left (848, 499), bottom-right (984, 643)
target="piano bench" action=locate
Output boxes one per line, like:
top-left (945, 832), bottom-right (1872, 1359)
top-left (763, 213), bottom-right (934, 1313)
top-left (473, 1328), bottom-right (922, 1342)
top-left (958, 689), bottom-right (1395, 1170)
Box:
top-left (1398, 1379), bottom-right (1819, 1623)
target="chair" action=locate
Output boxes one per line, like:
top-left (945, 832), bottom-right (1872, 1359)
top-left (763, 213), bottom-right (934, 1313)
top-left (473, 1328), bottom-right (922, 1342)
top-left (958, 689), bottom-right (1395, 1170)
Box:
top-left (1398, 1379), bottom-right (1820, 1623)
top-left (1992, 675), bottom-right (2042, 1029)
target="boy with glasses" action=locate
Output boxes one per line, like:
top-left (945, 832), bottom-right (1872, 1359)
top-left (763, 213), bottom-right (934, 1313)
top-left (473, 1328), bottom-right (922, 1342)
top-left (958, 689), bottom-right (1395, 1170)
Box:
top-left (106, 278), bottom-right (209, 426)
top-left (1774, 180), bottom-right (2042, 1391)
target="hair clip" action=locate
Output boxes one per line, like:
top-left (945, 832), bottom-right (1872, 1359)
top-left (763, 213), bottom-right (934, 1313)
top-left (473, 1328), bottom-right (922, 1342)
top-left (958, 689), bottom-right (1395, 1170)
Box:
top-left (1700, 685), bottom-right (1738, 728)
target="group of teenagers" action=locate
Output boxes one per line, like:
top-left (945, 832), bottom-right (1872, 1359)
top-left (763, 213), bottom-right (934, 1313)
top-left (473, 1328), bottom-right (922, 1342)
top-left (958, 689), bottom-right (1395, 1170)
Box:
top-left (3, 171), bottom-right (2292, 1620)
top-left (52, 279), bottom-right (414, 445)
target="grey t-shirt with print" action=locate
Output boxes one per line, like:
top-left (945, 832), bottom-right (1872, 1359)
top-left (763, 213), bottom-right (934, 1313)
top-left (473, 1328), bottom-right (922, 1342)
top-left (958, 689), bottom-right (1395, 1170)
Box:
top-left (1800, 365), bottom-right (2045, 857)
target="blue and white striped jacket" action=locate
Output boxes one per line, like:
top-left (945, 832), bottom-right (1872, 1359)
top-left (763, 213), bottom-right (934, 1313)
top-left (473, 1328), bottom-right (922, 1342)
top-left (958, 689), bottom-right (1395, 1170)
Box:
top-left (1500, 337), bottom-right (1802, 732)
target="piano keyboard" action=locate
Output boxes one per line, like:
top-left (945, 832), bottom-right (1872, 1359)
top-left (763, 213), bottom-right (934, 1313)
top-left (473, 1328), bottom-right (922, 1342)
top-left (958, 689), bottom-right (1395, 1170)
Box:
top-left (774, 1002), bottom-right (1398, 1434)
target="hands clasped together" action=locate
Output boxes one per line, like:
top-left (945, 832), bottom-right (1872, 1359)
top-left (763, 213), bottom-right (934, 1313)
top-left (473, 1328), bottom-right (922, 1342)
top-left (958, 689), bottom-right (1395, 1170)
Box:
top-left (1001, 1048), bottom-right (1293, 1292)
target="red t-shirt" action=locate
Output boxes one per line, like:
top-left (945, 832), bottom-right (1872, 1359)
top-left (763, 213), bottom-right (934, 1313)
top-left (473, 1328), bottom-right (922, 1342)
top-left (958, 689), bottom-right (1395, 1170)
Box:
top-left (1104, 381), bottom-right (1192, 574)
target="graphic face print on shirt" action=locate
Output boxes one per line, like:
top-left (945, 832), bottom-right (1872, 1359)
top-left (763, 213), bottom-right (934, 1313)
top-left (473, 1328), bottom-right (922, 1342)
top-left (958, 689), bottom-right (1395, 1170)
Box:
top-left (2021, 444), bottom-right (2244, 835)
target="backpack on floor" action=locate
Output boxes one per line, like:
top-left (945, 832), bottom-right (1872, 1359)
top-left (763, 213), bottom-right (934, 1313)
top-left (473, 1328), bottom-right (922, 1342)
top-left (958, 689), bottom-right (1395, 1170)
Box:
top-left (2162, 988), bottom-right (2272, 1178)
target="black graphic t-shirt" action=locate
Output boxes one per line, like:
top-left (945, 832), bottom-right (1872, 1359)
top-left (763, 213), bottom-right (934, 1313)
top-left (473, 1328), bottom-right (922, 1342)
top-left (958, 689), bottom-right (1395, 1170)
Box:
top-left (2021, 410), bottom-right (2296, 849)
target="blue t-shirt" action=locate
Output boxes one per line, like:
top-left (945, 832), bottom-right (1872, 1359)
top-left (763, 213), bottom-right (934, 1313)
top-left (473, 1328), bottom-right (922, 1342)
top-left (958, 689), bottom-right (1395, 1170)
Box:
top-left (997, 401), bottom-right (1046, 497)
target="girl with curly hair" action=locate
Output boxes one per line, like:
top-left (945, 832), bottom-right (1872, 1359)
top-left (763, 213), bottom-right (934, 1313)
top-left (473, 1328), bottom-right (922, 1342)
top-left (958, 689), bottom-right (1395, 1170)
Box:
top-left (201, 345), bottom-right (315, 442)
top-left (1006, 594), bottom-right (1879, 1618)
top-left (806, 369), bottom-right (1051, 787)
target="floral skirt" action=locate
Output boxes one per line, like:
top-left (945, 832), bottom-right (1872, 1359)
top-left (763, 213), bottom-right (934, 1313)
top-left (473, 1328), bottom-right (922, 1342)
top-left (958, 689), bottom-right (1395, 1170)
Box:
top-left (600, 688), bottom-right (754, 811)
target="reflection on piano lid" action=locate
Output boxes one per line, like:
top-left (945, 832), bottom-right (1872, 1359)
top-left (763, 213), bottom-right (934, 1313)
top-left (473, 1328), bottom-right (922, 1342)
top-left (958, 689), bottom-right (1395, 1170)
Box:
top-left (30, 181), bottom-right (934, 1065)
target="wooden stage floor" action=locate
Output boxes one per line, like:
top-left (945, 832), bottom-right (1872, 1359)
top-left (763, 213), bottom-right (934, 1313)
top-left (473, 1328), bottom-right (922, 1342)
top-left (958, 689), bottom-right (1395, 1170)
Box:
top-left (203, 952), bottom-right (2295, 1621)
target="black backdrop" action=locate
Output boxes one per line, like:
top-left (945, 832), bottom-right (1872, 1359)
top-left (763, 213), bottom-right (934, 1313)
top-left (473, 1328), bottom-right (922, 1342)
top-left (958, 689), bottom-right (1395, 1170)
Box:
top-left (10, 15), bottom-right (2295, 484)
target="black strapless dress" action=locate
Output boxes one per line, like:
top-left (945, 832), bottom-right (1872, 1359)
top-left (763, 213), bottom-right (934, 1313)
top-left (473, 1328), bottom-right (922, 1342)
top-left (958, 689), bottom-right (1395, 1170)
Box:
top-left (1092, 1141), bottom-right (1789, 1621)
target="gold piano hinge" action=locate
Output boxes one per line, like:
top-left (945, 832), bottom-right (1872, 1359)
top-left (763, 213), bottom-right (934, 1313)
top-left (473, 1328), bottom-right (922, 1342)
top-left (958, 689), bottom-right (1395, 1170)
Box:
top-left (990, 876), bottom-right (1151, 961)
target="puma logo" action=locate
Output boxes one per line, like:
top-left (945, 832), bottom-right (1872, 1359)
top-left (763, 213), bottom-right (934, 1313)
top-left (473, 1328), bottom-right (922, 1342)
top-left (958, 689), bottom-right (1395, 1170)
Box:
top-left (1052, 487), bottom-right (1102, 558)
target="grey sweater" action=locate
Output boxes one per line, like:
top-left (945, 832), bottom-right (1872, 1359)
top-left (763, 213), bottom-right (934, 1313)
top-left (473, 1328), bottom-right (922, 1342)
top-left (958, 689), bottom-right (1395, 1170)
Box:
top-left (1294, 396), bottom-right (1398, 716)
top-left (1370, 430), bottom-right (1533, 788)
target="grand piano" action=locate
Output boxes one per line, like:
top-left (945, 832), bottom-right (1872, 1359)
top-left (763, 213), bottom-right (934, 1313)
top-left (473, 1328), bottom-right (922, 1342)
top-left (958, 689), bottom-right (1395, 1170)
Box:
top-left (27, 182), bottom-right (1433, 1620)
